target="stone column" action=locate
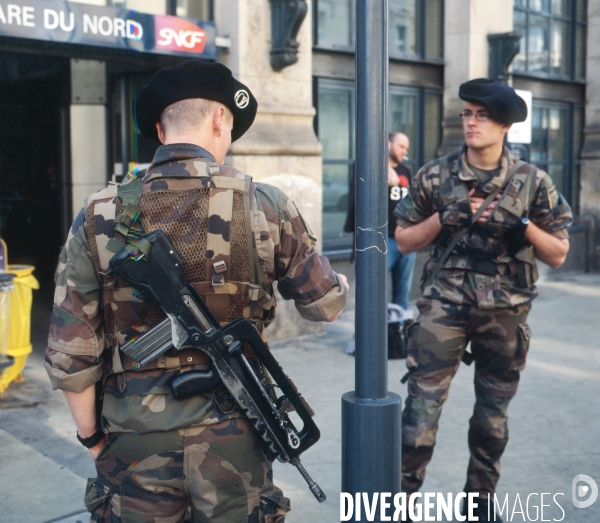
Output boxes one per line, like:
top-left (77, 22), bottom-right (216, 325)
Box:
top-left (69, 58), bottom-right (108, 216)
top-left (580, 0), bottom-right (600, 270)
top-left (440, 0), bottom-right (513, 154)
top-left (215, 0), bottom-right (324, 340)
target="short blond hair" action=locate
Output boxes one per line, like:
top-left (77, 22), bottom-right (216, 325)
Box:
top-left (160, 98), bottom-right (233, 134)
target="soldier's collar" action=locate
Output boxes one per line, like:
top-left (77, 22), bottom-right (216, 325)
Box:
top-left (150, 143), bottom-right (216, 168)
top-left (458, 145), bottom-right (514, 189)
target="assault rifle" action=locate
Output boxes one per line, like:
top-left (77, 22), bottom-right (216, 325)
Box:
top-left (109, 230), bottom-right (326, 502)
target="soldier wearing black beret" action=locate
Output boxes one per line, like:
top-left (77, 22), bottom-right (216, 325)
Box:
top-left (393, 78), bottom-right (572, 521)
top-left (46, 59), bottom-right (349, 522)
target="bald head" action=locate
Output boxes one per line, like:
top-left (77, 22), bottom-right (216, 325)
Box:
top-left (388, 132), bottom-right (410, 166)
top-left (159, 98), bottom-right (233, 139)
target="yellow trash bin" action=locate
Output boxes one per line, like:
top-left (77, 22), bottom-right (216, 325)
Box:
top-left (0, 265), bottom-right (39, 396)
top-left (0, 273), bottom-right (15, 372)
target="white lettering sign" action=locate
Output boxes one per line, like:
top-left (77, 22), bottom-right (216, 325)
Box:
top-left (0, 1), bottom-right (212, 57)
top-left (83, 13), bottom-right (143, 40)
top-left (157, 27), bottom-right (204, 48)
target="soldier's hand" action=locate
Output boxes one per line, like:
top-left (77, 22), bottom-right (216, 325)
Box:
top-left (469, 189), bottom-right (501, 223)
top-left (326, 274), bottom-right (349, 322)
top-left (337, 273), bottom-right (349, 291)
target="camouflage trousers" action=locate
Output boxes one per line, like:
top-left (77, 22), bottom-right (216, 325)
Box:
top-left (85, 417), bottom-right (290, 523)
top-left (402, 298), bottom-right (532, 497)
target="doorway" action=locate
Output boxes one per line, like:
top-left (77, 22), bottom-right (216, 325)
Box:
top-left (0, 52), bottom-right (69, 293)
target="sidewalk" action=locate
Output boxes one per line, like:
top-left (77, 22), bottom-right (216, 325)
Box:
top-left (1, 274), bottom-right (599, 522)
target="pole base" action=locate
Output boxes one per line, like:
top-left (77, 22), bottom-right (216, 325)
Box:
top-left (342, 391), bottom-right (402, 497)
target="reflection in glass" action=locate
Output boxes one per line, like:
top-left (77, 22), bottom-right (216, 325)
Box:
top-left (389, 94), bottom-right (416, 152)
top-left (513, 1), bottom-right (585, 80)
top-left (425, 0), bottom-right (443, 59)
top-left (513, 9), bottom-right (528, 71)
top-left (322, 164), bottom-right (352, 240)
top-left (551, 0), bottom-right (568, 16)
top-left (548, 164), bottom-right (565, 195)
top-left (575, 25), bottom-right (586, 80)
top-left (318, 89), bottom-right (351, 160)
top-left (577, 0), bottom-right (587, 21)
top-left (528, 14), bottom-right (550, 73)
top-left (322, 164), bottom-right (350, 213)
top-left (551, 20), bottom-right (569, 76)
top-left (317, 0), bottom-right (354, 48)
top-left (530, 105), bottom-right (568, 196)
top-left (389, 0), bottom-right (417, 56)
top-left (424, 93), bottom-right (441, 161)
top-left (572, 107), bottom-right (584, 158)
top-left (547, 108), bottom-right (567, 161)
top-left (530, 0), bottom-right (550, 13)
top-left (530, 107), bottom-right (548, 163)
top-left (176, 0), bottom-right (212, 19)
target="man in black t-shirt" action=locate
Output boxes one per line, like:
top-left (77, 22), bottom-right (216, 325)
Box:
top-left (387, 132), bottom-right (416, 313)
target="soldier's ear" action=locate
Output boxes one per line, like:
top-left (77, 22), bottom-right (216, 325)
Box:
top-left (156, 122), bottom-right (166, 144)
top-left (213, 105), bottom-right (228, 137)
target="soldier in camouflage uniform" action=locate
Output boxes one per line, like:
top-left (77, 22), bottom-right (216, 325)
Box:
top-left (44, 60), bottom-right (348, 523)
top-left (393, 79), bottom-right (572, 522)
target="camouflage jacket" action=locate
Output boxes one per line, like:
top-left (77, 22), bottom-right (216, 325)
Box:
top-left (394, 146), bottom-right (573, 309)
top-left (45, 143), bottom-right (346, 434)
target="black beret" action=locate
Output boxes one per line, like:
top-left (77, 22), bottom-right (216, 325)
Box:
top-left (459, 78), bottom-right (527, 124)
top-left (134, 60), bottom-right (257, 143)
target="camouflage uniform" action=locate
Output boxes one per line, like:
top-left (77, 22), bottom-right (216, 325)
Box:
top-left (394, 146), bottom-right (572, 497)
top-left (45, 144), bottom-right (346, 522)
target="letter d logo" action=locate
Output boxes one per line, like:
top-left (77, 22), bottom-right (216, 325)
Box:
top-left (572, 474), bottom-right (598, 509)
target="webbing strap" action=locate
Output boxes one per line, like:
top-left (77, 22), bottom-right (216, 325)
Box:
top-left (206, 185), bottom-right (234, 286)
top-left (108, 174), bottom-right (146, 255)
top-left (430, 160), bottom-right (525, 281)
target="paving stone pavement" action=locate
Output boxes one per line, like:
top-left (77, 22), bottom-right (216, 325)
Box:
top-left (1, 274), bottom-right (599, 522)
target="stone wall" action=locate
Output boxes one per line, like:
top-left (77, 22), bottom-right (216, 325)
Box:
top-left (440, 0), bottom-right (513, 154)
top-left (215, 0), bottom-right (325, 340)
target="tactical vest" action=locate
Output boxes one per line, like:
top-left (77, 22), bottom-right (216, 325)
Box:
top-left (85, 158), bottom-right (276, 379)
top-left (432, 152), bottom-right (539, 287)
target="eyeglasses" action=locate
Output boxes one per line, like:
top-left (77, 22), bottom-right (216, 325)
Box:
top-left (459, 110), bottom-right (491, 122)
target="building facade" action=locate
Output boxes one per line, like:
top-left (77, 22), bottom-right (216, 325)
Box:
top-left (0, 0), bottom-right (597, 339)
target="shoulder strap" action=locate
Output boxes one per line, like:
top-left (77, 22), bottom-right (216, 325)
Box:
top-left (106, 173), bottom-right (151, 259)
top-left (430, 160), bottom-right (524, 280)
top-left (436, 154), bottom-right (452, 213)
top-left (437, 156), bottom-right (450, 211)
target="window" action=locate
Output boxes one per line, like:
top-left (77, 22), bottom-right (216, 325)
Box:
top-left (315, 79), bottom-right (442, 253)
top-left (389, 0), bottom-right (443, 60)
top-left (314, 0), bottom-right (443, 60)
top-left (315, 0), bottom-right (356, 50)
top-left (529, 100), bottom-right (583, 212)
top-left (175, 0), bottom-right (213, 19)
top-left (513, 0), bottom-right (586, 80)
top-left (317, 80), bottom-right (355, 252)
top-left (107, 0), bottom-right (213, 19)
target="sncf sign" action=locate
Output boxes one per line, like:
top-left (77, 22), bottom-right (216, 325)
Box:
top-left (0, 0), bottom-right (216, 59)
top-left (155, 15), bottom-right (206, 53)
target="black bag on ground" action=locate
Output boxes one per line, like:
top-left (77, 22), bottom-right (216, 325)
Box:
top-left (387, 304), bottom-right (414, 359)
top-left (388, 321), bottom-right (408, 359)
